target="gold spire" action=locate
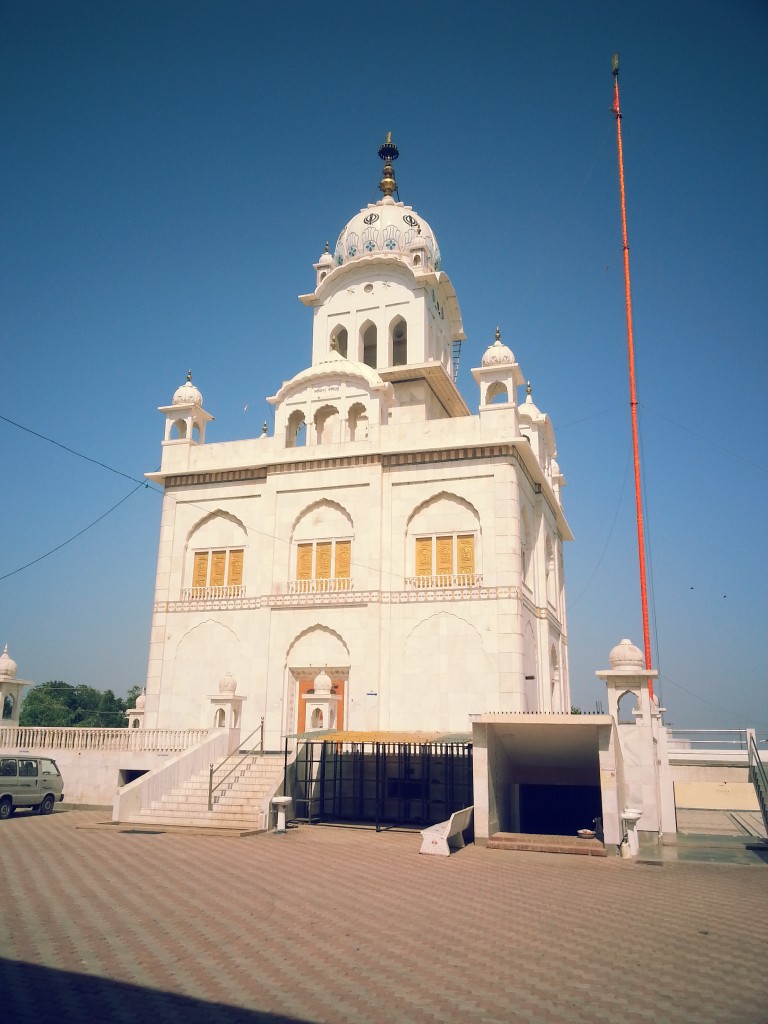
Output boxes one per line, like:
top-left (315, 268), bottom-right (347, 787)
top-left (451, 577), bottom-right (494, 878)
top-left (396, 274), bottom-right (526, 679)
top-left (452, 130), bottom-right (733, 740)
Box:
top-left (262, 421), bottom-right (268, 436)
top-left (324, 241), bottom-right (330, 253)
top-left (526, 380), bottom-right (532, 396)
top-left (378, 131), bottom-right (399, 197)
top-left (186, 369), bottom-right (192, 383)
top-left (495, 326), bottom-right (501, 343)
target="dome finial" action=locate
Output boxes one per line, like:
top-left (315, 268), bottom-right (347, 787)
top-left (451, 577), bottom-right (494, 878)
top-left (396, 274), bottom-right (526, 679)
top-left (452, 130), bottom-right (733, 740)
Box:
top-left (324, 241), bottom-right (329, 253)
top-left (378, 131), bottom-right (399, 197)
top-left (261, 421), bottom-right (268, 436)
top-left (495, 326), bottom-right (501, 343)
top-left (526, 380), bottom-right (532, 396)
top-left (186, 369), bottom-right (192, 383)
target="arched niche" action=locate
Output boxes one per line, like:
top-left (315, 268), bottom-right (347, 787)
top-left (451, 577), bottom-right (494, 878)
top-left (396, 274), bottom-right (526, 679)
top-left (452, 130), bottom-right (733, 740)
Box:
top-left (486, 381), bottom-right (509, 404)
top-left (361, 321), bottom-right (377, 369)
top-left (520, 509), bottom-right (533, 591)
top-left (186, 509), bottom-right (247, 551)
top-left (348, 402), bottom-right (369, 441)
top-left (617, 690), bottom-right (638, 724)
top-left (391, 315), bottom-right (407, 366)
top-left (314, 404), bottom-right (340, 445)
top-left (291, 498), bottom-right (354, 544)
top-left (550, 644), bottom-right (561, 710)
top-left (286, 409), bottom-right (306, 448)
top-left (331, 325), bottom-right (348, 358)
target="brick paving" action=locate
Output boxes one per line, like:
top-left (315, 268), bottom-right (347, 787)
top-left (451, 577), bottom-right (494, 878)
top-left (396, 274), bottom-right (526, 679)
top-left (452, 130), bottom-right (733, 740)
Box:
top-left (1, 809), bottom-right (767, 1024)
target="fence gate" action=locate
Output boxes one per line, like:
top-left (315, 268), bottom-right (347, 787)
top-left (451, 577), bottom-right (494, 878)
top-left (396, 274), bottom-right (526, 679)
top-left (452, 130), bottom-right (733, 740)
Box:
top-left (289, 739), bottom-right (473, 831)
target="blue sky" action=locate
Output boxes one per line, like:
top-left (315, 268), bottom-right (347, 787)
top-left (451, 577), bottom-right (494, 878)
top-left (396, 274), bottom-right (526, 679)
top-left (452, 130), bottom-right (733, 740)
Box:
top-left (1, 1), bottom-right (766, 730)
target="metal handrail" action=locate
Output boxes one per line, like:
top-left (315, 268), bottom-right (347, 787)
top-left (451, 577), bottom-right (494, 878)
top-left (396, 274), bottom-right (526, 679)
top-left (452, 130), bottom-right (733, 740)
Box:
top-left (208, 717), bottom-right (264, 811)
top-left (667, 729), bottom-right (748, 749)
top-left (748, 734), bottom-right (768, 835)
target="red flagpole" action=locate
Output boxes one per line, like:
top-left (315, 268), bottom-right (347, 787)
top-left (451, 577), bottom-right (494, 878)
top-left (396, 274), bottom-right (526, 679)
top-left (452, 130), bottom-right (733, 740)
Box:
top-left (611, 53), bottom-right (654, 700)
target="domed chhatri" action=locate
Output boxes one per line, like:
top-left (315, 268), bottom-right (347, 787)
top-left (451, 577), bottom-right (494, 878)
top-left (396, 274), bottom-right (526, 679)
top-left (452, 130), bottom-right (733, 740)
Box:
top-left (313, 669), bottom-right (333, 695)
top-left (134, 689), bottom-right (146, 710)
top-left (332, 134), bottom-right (441, 271)
top-left (218, 672), bottom-right (238, 694)
top-left (0, 644), bottom-right (18, 680)
top-left (482, 327), bottom-right (516, 367)
top-left (609, 638), bottom-right (645, 672)
top-left (173, 369), bottom-right (203, 407)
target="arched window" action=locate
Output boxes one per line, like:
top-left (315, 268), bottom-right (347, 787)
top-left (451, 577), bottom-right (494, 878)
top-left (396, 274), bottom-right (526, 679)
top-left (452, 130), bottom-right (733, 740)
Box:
top-left (520, 510), bottom-right (533, 591)
top-left (486, 381), bottom-right (509, 404)
top-left (171, 419), bottom-right (187, 439)
top-left (392, 317), bottom-right (407, 366)
top-left (3, 694), bottom-right (14, 720)
top-left (314, 405), bottom-right (340, 445)
top-left (215, 708), bottom-right (226, 728)
top-left (348, 402), bottom-right (369, 441)
top-left (331, 325), bottom-right (348, 358)
top-left (291, 500), bottom-right (354, 594)
top-left (185, 510), bottom-right (247, 600)
top-left (311, 708), bottom-right (324, 729)
top-left (406, 493), bottom-right (481, 588)
top-left (287, 409), bottom-right (306, 448)
top-left (618, 691), bottom-right (637, 724)
top-left (362, 322), bottom-right (377, 369)
top-left (191, 421), bottom-right (201, 442)
top-left (550, 645), bottom-right (561, 710)
top-left (545, 535), bottom-right (556, 606)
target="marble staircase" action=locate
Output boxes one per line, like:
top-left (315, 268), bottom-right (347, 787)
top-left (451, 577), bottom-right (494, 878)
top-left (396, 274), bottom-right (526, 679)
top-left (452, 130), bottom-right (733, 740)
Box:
top-left (122, 753), bottom-right (285, 832)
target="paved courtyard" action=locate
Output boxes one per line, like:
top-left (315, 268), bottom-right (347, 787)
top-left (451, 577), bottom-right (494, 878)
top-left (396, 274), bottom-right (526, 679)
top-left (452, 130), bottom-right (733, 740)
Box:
top-left (1, 809), bottom-right (767, 1024)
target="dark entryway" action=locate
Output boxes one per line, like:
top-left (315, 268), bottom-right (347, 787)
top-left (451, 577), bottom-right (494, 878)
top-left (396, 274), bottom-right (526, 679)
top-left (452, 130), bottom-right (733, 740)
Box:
top-left (519, 783), bottom-right (602, 836)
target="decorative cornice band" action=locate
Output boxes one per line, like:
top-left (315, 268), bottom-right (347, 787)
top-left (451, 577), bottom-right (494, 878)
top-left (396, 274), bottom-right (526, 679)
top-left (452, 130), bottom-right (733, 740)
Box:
top-left (154, 585), bottom-right (520, 614)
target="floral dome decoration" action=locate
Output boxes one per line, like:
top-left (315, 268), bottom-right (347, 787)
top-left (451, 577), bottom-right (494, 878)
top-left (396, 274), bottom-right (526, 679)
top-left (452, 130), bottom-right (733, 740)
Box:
top-left (173, 370), bottom-right (203, 407)
top-left (481, 327), bottom-right (515, 367)
top-left (608, 639), bottom-right (645, 673)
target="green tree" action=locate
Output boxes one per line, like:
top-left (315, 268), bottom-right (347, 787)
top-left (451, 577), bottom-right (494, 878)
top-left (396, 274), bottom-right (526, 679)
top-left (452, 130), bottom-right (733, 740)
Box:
top-left (19, 681), bottom-right (136, 728)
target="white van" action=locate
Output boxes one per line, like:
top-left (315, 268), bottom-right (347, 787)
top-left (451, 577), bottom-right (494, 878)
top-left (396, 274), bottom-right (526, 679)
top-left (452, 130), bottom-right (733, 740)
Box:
top-left (0, 756), bottom-right (64, 818)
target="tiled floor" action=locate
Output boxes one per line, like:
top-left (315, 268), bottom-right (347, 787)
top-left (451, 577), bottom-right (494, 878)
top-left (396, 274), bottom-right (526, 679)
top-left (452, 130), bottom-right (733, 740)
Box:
top-left (2, 808), bottom-right (767, 1024)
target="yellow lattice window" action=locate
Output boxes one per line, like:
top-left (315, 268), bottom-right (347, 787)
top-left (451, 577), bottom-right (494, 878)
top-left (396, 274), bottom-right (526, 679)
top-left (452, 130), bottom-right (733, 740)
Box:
top-left (296, 544), bottom-right (313, 582)
top-left (457, 535), bottom-right (475, 575)
top-left (413, 534), bottom-right (477, 586)
top-left (192, 552), bottom-right (209, 590)
top-left (415, 537), bottom-right (432, 577)
top-left (294, 539), bottom-right (353, 591)
top-left (210, 551), bottom-right (227, 587)
top-left (228, 549), bottom-right (244, 586)
top-left (191, 548), bottom-right (245, 594)
top-left (335, 540), bottom-right (351, 579)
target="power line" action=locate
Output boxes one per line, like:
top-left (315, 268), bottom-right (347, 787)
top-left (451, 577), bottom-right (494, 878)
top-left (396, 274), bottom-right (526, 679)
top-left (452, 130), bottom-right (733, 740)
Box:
top-left (0, 482), bottom-right (147, 582)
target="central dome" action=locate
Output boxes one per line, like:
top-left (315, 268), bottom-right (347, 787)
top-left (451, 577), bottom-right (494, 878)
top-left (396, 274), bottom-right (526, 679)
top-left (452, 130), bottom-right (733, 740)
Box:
top-left (333, 195), bottom-right (441, 270)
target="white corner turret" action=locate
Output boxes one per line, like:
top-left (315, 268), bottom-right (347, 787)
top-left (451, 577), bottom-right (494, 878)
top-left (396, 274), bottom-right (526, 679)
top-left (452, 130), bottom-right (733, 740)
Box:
top-left (159, 370), bottom-right (214, 447)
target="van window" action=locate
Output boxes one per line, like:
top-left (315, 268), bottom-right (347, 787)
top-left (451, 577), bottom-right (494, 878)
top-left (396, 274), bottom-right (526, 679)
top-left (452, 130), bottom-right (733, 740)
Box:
top-left (40, 760), bottom-right (60, 776)
top-left (1, 758), bottom-right (17, 777)
top-left (19, 760), bottom-right (38, 777)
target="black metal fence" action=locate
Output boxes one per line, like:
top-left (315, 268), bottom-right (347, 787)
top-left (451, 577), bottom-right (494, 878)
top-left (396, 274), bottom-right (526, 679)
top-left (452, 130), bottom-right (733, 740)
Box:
top-left (288, 739), bottom-right (473, 832)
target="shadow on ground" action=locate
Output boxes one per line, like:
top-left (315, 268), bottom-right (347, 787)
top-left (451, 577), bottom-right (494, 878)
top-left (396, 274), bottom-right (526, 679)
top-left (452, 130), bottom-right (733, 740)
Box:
top-left (1, 958), bottom-right (312, 1024)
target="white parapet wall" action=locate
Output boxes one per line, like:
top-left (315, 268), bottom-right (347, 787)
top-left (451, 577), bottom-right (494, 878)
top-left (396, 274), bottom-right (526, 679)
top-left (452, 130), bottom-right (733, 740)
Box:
top-left (0, 727), bottom-right (211, 805)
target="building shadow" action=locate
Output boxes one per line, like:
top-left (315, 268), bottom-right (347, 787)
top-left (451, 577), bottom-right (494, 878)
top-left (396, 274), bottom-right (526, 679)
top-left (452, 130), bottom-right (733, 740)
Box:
top-left (0, 958), bottom-right (313, 1024)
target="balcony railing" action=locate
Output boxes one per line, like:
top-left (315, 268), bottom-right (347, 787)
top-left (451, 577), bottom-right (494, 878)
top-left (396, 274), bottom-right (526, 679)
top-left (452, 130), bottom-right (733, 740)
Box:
top-left (0, 726), bottom-right (210, 752)
top-left (180, 585), bottom-right (246, 601)
top-left (288, 578), bottom-right (353, 594)
top-left (406, 573), bottom-right (483, 590)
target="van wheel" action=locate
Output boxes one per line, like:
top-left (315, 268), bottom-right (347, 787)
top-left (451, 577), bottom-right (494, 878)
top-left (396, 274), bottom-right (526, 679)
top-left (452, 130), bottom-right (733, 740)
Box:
top-left (0, 797), bottom-right (12, 820)
top-left (40, 794), bottom-right (55, 815)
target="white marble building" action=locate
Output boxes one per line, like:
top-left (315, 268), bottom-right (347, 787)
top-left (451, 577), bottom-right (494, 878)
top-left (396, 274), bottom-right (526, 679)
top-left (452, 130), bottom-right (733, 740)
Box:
top-left (143, 138), bottom-right (572, 748)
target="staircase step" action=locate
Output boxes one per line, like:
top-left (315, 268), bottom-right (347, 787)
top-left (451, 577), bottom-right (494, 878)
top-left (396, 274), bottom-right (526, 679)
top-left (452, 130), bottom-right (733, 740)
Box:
top-left (487, 832), bottom-right (607, 857)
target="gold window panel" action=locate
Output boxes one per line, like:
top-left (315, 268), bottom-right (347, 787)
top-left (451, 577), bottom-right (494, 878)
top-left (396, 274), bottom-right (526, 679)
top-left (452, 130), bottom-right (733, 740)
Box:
top-left (296, 544), bottom-right (313, 581)
top-left (457, 535), bottom-right (475, 575)
top-left (335, 540), bottom-right (351, 578)
top-left (315, 542), bottom-right (332, 579)
top-left (192, 551), bottom-right (209, 589)
top-left (228, 549), bottom-right (244, 586)
top-left (210, 551), bottom-right (227, 588)
top-left (415, 537), bottom-right (432, 576)
top-left (436, 536), bottom-right (453, 576)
